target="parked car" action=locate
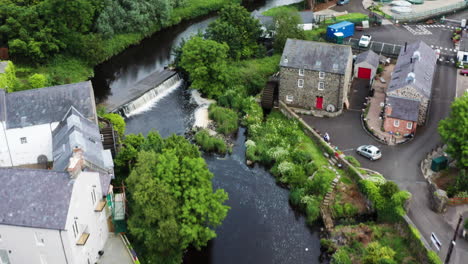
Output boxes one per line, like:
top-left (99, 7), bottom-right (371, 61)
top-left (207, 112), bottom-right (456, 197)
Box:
top-left (356, 145), bottom-right (382, 161)
top-left (460, 69), bottom-right (468, 76)
top-left (358, 35), bottom-right (372, 47)
top-left (337, 0), bottom-right (350, 5)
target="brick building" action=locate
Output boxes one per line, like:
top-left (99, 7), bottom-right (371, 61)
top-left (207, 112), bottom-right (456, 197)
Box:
top-left (383, 96), bottom-right (419, 135)
top-left (279, 39), bottom-right (353, 114)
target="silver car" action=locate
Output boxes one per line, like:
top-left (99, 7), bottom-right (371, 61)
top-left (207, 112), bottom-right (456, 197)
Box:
top-left (356, 145), bottom-right (382, 161)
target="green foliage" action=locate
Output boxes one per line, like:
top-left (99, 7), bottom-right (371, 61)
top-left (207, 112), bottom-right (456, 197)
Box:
top-left (289, 188), bottom-right (306, 209)
top-left (304, 26), bottom-right (327, 42)
top-left (194, 129), bottom-right (228, 154)
top-left (305, 195), bottom-right (321, 224)
top-left (447, 169), bottom-right (468, 197)
top-left (332, 203), bottom-right (358, 219)
top-left (377, 65), bottom-right (384, 74)
top-left (308, 167), bottom-right (335, 196)
top-left (272, 10), bottom-right (305, 52)
top-left (438, 93), bottom-right (468, 168)
top-left (380, 181), bottom-right (399, 199)
top-left (331, 248), bottom-right (352, 264)
top-left (324, 13), bottom-right (369, 24)
top-left (321, 238), bottom-right (338, 254)
top-left (261, 2), bottom-right (304, 16)
top-left (101, 113), bottom-right (126, 138)
top-left (125, 132), bottom-right (229, 263)
top-left (205, 4), bottom-right (262, 60)
top-left (362, 242), bottom-right (396, 264)
top-left (180, 36), bottom-right (229, 98)
top-left (0, 61), bottom-right (18, 92)
top-left (345, 155), bottom-right (361, 167)
top-left (465, 219), bottom-right (468, 230)
top-left (427, 251), bottom-right (442, 264)
top-left (27, 73), bottom-right (47, 88)
top-left (169, 0), bottom-right (241, 26)
top-left (208, 104), bottom-right (239, 135)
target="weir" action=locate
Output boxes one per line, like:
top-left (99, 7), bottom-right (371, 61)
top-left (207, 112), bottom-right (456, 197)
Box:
top-left (102, 70), bottom-right (181, 116)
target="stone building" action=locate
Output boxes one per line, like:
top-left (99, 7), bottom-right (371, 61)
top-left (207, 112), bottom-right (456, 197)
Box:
top-left (279, 39), bottom-right (353, 114)
top-left (383, 96), bottom-right (419, 135)
top-left (385, 40), bottom-right (436, 131)
top-left (354, 50), bottom-right (379, 83)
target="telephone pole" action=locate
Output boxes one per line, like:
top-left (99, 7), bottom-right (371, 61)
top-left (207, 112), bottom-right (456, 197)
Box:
top-left (444, 214), bottom-right (463, 264)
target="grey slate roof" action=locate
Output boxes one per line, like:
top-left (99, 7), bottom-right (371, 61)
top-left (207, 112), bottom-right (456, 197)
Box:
top-left (387, 96), bottom-right (420, 122)
top-left (3, 81), bottom-right (96, 129)
top-left (299, 11), bottom-right (315, 24)
top-left (0, 168), bottom-right (74, 230)
top-left (460, 31), bottom-right (468, 52)
top-left (387, 41), bottom-right (436, 98)
top-left (280, 39), bottom-right (352, 74)
top-left (0, 89), bottom-right (5, 121)
top-left (355, 50), bottom-right (380, 69)
top-left (0, 61), bottom-right (7, 74)
top-left (52, 107), bottom-right (111, 173)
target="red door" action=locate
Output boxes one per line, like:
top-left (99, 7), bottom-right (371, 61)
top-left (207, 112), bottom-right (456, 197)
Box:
top-left (315, 96), bottom-right (323, 109)
top-left (358, 67), bottom-right (372, 79)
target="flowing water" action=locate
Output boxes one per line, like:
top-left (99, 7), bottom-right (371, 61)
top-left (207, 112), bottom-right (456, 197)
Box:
top-left (92, 0), bottom-right (321, 263)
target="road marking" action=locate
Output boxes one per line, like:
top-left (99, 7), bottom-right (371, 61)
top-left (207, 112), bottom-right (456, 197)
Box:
top-left (340, 148), bottom-right (355, 152)
top-left (403, 25), bottom-right (432, 35)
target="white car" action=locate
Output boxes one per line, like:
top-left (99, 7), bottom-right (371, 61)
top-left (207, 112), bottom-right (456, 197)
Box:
top-left (359, 35), bottom-right (372, 48)
top-left (356, 145), bottom-right (382, 161)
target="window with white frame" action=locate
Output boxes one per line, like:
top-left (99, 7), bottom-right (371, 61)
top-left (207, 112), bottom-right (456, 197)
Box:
top-left (286, 95), bottom-right (293, 102)
top-left (35, 232), bottom-right (45, 246)
top-left (318, 82), bottom-right (324, 90)
top-left (298, 68), bottom-right (304, 76)
top-left (394, 120), bottom-right (400, 127)
top-left (297, 79), bottom-right (304, 88)
top-left (20, 137), bottom-right (27, 144)
top-left (406, 122), bottom-right (413, 129)
top-left (319, 72), bottom-right (325, 79)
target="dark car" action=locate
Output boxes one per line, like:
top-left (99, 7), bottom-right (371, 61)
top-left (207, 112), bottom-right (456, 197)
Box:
top-left (337, 0), bottom-right (350, 5)
top-left (460, 69), bottom-right (468, 76)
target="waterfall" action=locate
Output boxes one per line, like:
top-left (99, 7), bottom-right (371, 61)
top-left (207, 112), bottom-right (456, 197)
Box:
top-left (120, 74), bottom-right (183, 117)
top-left (191, 89), bottom-right (215, 129)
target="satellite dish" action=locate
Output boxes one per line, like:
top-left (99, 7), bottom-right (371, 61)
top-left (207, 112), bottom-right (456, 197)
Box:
top-left (326, 104), bottom-right (336, 112)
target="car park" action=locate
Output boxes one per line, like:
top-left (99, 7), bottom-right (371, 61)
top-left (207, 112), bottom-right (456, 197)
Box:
top-left (356, 145), bottom-right (382, 160)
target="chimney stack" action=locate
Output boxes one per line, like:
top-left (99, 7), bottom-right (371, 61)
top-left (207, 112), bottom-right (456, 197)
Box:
top-left (410, 57), bottom-right (413, 64)
top-left (68, 146), bottom-right (84, 178)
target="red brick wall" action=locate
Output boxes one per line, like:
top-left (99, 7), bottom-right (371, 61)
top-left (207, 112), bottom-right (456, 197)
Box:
top-left (383, 117), bottom-right (417, 135)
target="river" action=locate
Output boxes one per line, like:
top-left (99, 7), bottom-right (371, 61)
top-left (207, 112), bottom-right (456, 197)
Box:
top-left (92, 1), bottom-right (322, 263)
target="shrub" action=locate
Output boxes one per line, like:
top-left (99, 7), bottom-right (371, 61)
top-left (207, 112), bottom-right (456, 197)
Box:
top-left (208, 104), bottom-right (239, 135)
top-left (427, 250), bottom-right (442, 264)
top-left (28, 73), bottom-right (48, 88)
top-left (377, 65), bottom-right (384, 74)
top-left (345, 155), bottom-right (361, 167)
top-left (101, 113), bottom-right (126, 138)
top-left (331, 248), bottom-right (352, 264)
top-left (321, 238), bottom-right (338, 254)
top-left (308, 167), bottom-right (336, 196)
top-left (290, 188), bottom-right (306, 209)
top-left (305, 197), bottom-right (321, 224)
top-left (380, 181), bottom-right (399, 198)
top-left (194, 130), bottom-right (227, 154)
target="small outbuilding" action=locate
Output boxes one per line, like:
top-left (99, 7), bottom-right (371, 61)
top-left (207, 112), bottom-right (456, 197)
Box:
top-left (354, 50), bottom-right (379, 81)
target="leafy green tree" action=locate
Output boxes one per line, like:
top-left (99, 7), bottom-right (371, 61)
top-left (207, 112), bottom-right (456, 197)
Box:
top-left (438, 92), bottom-right (468, 168)
top-left (28, 73), bottom-right (47, 88)
top-left (125, 132), bottom-right (229, 263)
top-left (180, 36), bottom-right (229, 98)
top-left (0, 61), bottom-right (18, 92)
top-left (205, 4), bottom-right (262, 60)
top-left (362, 242), bottom-right (396, 264)
top-left (272, 10), bottom-right (305, 52)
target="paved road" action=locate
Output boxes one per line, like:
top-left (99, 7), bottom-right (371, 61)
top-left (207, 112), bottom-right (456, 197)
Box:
top-left (331, 0), bottom-right (367, 14)
top-left (301, 65), bottom-right (468, 262)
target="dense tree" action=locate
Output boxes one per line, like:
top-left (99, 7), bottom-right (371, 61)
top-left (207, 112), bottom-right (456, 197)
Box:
top-left (272, 9), bottom-right (305, 52)
top-left (205, 4), bottom-right (262, 60)
top-left (379, 181), bottom-right (399, 199)
top-left (124, 132), bottom-right (229, 263)
top-left (438, 92), bottom-right (468, 168)
top-left (95, 0), bottom-right (172, 37)
top-left (180, 36), bottom-right (229, 98)
top-left (331, 248), bottom-right (352, 264)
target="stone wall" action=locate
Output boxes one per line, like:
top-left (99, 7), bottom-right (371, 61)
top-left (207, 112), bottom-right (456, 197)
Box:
top-left (279, 67), bottom-right (345, 112)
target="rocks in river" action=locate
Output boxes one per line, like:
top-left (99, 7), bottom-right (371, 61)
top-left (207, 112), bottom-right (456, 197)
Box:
top-left (246, 160), bottom-right (253, 166)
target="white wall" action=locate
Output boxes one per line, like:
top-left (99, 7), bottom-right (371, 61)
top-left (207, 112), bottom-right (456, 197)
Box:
top-left (63, 171), bottom-right (109, 264)
top-left (354, 61), bottom-right (376, 80)
top-left (0, 122), bottom-right (12, 167)
top-left (457, 50), bottom-right (468, 63)
top-left (1, 122), bottom-right (58, 167)
top-left (0, 225), bottom-right (68, 264)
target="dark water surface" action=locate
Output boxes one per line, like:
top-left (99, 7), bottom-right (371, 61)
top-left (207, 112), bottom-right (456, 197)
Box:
top-left (97, 0), bottom-right (320, 263)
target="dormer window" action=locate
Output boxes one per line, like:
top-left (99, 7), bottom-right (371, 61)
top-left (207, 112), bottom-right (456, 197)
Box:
top-left (333, 63), bottom-right (339, 70)
top-left (20, 137), bottom-right (27, 144)
top-left (315, 61), bottom-right (321, 67)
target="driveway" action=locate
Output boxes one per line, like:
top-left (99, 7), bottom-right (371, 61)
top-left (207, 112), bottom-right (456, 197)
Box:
top-left (301, 65), bottom-right (468, 262)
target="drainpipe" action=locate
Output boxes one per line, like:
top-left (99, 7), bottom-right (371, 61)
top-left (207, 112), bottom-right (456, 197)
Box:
top-left (59, 230), bottom-right (70, 264)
